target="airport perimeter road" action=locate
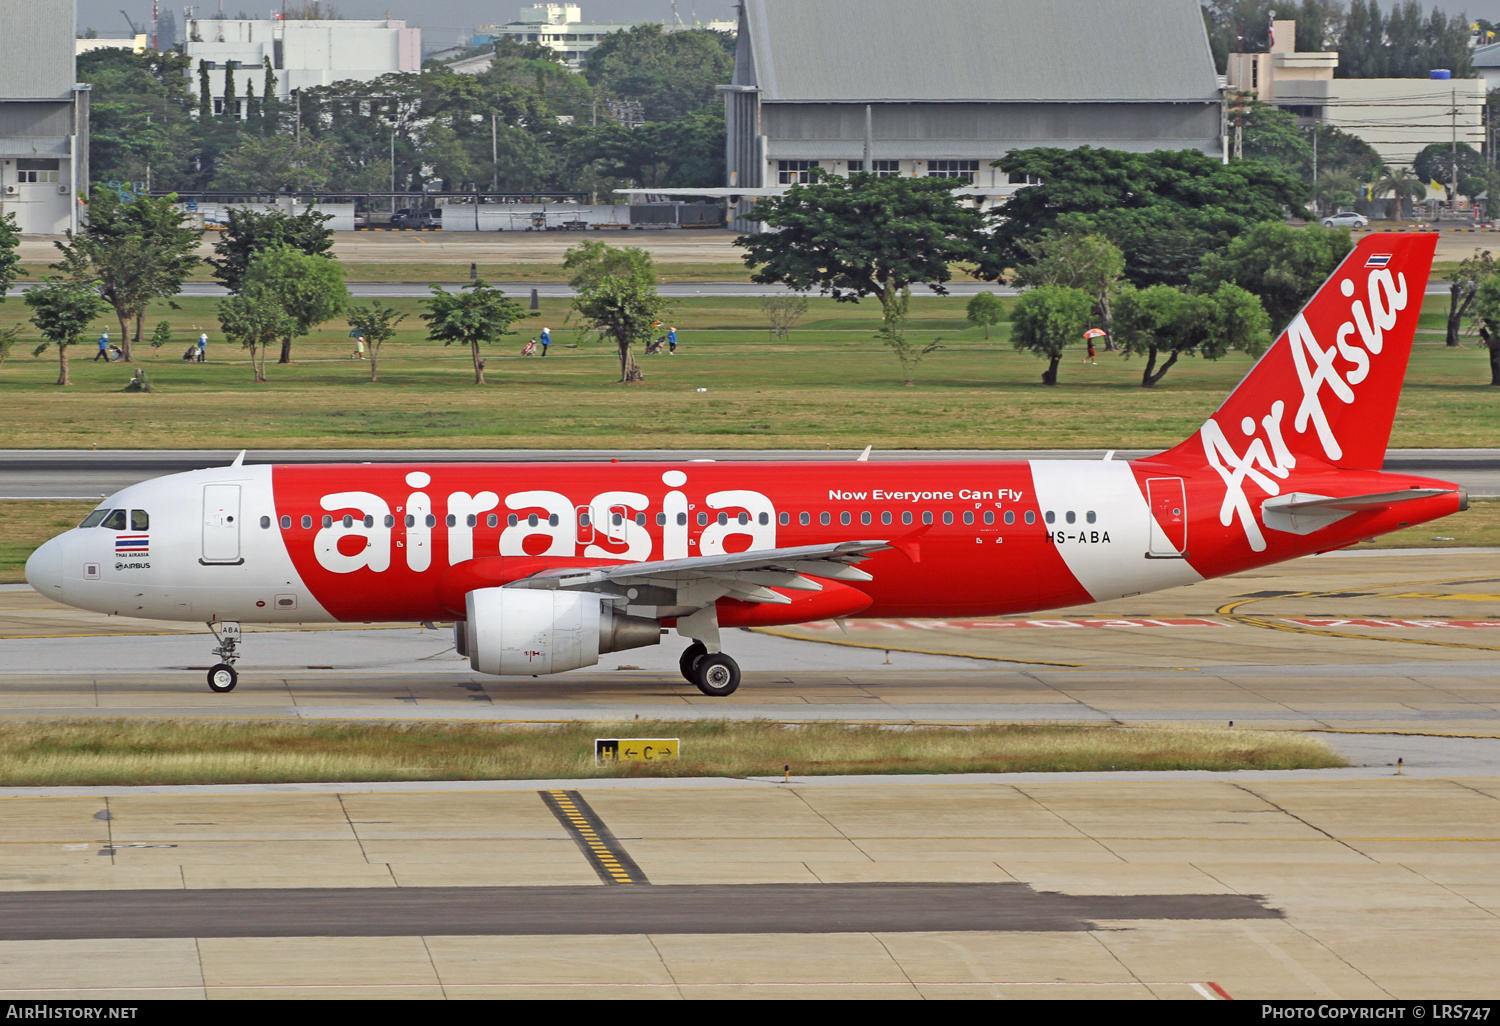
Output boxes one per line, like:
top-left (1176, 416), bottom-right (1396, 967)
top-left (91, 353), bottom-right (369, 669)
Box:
top-left (3, 448), bottom-right (1499, 500)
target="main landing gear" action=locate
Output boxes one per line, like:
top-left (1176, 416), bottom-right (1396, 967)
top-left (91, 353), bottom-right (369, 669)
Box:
top-left (677, 640), bottom-right (741, 697)
top-left (206, 621), bottom-right (241, 693)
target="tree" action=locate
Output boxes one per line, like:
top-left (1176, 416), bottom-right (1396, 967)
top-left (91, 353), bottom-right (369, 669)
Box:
top-left (965, 292), bottom-right (1005, 340)
top-left (24, 278), bottom-right (108, 386)
top-left (761, 295), bottom-right (809, 341)
top-left (346, 300), bottom-right (407, 383)
top-left (1373, 165), bottom-right (1426, 220)
top-left (563, 241), bottom-right (670, 384)
top-left (0, 211), bottom-right (21, 302)
top-left (1413, 142), bottom-right (1485, 204)
top-left (1191, 220), bottom-right (1353, 332)
top-left (211, 136), bottom-right (337, 193)
top-left (422, 281), bottom-right (526, 385)
top-left (0, 324), bottom-right (19, 381)
top-left (51, 188), bottom-right (202, 361)
top-left (1010, 232), bottom-right (1125, 339)
top-left (1445, 249), bottom-right (1498, 348)
top-left (583, 25), bottom-right (733, 123)
top-left (983, 147), bottom-right (1308, 289)
top-left (237, 245), bottom-right (349, 366)
top-left (210, 206), bottom-right (336, 297)
top-left (218, 289), bottom-right (293, 384)
top-left (877, 289), bottom-right (943, 387)
top-left (1241, 101), bottom-right (1314, 180)
top-left (736, 172), bottom-right (983, 330)
top-left (1009, 285), bottom-right (1092, 386)
top-left (1470, 275), bottom-right (1500, 385)
top-left (149, 320), bottom-right (173, 357)
top-left (1114, 283), bottom-right (1269, 388)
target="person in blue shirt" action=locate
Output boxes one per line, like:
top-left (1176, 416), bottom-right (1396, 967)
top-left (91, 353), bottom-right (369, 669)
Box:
top-left (197, 332), bottom-right (208, 363)
top-left (94, 331), bottom-right (111, 362)
top-left (539, 327), bottom-right (551, 357)
top-left (667, 326), bottom-right (678, 354)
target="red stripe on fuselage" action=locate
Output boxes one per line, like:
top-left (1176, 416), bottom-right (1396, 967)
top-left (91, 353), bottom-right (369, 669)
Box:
top-left (270, 462), bottom-right (1092, 623)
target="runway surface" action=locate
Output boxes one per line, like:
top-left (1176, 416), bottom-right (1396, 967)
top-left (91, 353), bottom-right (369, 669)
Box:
top-left (3, 447), bottom-right (1497, 499)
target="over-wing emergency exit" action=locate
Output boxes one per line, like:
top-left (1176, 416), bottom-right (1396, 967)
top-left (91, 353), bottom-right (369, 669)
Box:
top-left (26, 234), bottom-right (1464, 696)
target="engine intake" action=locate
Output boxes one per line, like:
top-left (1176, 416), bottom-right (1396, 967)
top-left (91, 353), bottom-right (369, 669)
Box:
top-left (463, 587), bottom-right (659, 676)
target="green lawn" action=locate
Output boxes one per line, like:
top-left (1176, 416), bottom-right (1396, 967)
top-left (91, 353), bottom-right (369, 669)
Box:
top-left (0, 292), bottom-right (1495, 451)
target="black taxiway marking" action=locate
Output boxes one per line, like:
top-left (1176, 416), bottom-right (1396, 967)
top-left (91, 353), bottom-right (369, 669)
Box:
top-left (539, 789), bottom-right (649, 885)
top-left (0, 883), bottom-right (1280, 940)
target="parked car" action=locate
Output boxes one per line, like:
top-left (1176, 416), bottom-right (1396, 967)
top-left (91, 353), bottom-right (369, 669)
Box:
top-left (1321, 211), bottom-right (1369, 229)
top-left (389, 208), bottom-right (441, 228)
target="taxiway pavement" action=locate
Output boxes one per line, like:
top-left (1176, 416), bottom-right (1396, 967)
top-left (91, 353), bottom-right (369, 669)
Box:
top-left (2, 549), bottom-right (1498, 999)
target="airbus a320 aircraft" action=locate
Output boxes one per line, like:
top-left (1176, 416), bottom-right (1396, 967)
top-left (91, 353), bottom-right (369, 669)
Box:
top-left (26, 233), bottom-right (1464, 696)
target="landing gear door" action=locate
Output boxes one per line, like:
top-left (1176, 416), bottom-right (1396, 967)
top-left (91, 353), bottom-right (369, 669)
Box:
top-left (1146, 477), bottom-right (1187, 558)
top-left (202, 483), bottom-right (243, 564)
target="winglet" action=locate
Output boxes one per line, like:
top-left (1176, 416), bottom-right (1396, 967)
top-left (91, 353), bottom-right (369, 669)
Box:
top-left (230, 450), bottom-right (246, 468)
top-left (856, 445), bottom-right (872, 462)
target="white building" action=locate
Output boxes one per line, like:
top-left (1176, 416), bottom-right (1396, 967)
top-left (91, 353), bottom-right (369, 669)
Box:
top-left (1227, 19), bottom-right (1485, 171)
top-left (473, 4), bottom-right (733, 71)
top-left (1, 0), bottom-right (88, 234)
top-left (183, 17), bottom-right (421, 114)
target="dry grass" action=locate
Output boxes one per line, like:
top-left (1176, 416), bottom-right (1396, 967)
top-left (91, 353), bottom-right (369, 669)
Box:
top-left (0, 719), bottom-right (1346, 786)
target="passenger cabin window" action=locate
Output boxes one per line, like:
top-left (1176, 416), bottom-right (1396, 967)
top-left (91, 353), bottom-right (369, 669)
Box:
top-left (902, 511), bottom-right (912, 525)
top-left (942, 511), bottom-right (954, 525)
top-left (425, 514), bottom-right (436, 528)
top-left (861, 512), bottom-right (872, 526)
top-left (778, 512), bottom-right (789, 526)
top-left (1004, 510), bottom-right (1015, 525)
top-left (798, 512), bottom-right (809, 526)
top-left (922, 511), bottom-right (934, 525)
top-left (820, 512), bottom-right (831, 525)
top-left (130, 510), bottom-right (149, 530)
top-left (840, 512), bottom-right (852, 526)
top-left (280, 515), bottom-right (291, 529)
top-left (699, 513), bottom-right (709, 526)
top-left (487, 514), bottom-right (498, 528)
top-left (677, 512), bottom-right (688, 526)
top-left (717, 512), bottom-right (729, 526)
top-left (1066, 511), bottom-right (1076, 525)
top-left (963, 511), bottom-right (975, 525)
top-left (302, 515), bottom-right (312, 529)
top-left (79, 509), bottom-right (110, 528)
top-left (101, 509), bottom-right (128, 531)
top-left (323, 515), bottom-right (333, 528)
top-left (1045, 511), bottom-right (1056, 524)
top-left (260, 516), bottom-right (271, 529)
top-left (386, 515), bottom-right (396, 528)
top-left (1087, 511), bottom-right (1097, 524)
top-left (983, 511), bottom-right (994, 525)
top-left (1025, 511), bottom-right (1036, 525)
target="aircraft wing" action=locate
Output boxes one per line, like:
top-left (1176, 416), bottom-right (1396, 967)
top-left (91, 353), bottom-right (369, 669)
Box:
top-left (503, 540), bottom-right (886, 606)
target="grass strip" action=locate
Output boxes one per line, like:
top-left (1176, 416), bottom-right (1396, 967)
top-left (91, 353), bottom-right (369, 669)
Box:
top-left (0, 720), bottom-right (1346, 786)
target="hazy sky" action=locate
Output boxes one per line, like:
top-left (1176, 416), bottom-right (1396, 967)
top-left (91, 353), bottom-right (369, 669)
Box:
top-left (83, 1), bottom-right (738, 44)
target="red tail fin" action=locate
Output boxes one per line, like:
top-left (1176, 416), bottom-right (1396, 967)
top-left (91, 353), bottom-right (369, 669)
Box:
top-left (1160, 232), bottom-right (1436, 472)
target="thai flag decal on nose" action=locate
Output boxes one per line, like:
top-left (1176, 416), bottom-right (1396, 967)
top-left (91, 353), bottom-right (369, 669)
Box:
top-left (115, 534), bottom-right (149, 556)
top-left (1365, 254), bottom-right (1392, 268)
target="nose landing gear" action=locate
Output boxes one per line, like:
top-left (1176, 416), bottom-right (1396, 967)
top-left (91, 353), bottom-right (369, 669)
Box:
top-left (207, 621), bottom-right (241, 693)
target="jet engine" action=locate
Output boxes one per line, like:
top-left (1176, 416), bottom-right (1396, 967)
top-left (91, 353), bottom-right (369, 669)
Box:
top-left (462, 587), bottom-right (660, 676)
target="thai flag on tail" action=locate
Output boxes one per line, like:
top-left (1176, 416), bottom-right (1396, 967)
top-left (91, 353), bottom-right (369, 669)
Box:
top-left (1365, 254), bottom-right (1392, 268)
top-left (115, 534), bottom-right (148, 555)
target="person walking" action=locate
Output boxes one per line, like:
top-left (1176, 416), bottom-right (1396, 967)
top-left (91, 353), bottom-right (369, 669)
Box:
top-left (667, 326), bottom-right (678, 355)
top-left (1083, 328), bottom-right (1103, 365)
top-left (539, 326), bottom-right (551, 357)
top-left (197, 331), bottom-right (208, 363)
top-left (94, 331), bottom-right (112, 362)
top-left (351, 335), bottom-right (367, 360)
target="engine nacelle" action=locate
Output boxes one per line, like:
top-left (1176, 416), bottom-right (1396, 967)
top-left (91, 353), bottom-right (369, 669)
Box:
top-left (464, 587), bottom-right (660, 676)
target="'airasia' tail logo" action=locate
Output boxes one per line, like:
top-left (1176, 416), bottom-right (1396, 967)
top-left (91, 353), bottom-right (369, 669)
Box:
top-left (1201, 265), bottom-right (1409, 552)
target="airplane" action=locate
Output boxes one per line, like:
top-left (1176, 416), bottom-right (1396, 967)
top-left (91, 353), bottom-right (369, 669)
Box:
top-left (24, 232), bottom-right (1465, 696)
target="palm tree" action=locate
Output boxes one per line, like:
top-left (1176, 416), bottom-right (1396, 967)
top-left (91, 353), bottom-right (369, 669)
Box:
top-left (1312, 172), bottom-right (1360, 217)
top-left (1372, 165), bottom-right (1426, 221)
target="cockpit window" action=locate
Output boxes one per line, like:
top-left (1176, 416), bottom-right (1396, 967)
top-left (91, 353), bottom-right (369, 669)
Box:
top-left (78, 509), bottom-right (110, 528)
top-left (130, 510), bottom-right (149, 531)
top-left (100, 509), bottom-right (128, 531)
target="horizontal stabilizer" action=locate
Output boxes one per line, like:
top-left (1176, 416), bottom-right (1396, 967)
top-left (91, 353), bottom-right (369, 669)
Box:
top-left (1262, 488), bottom-right (1458, 537)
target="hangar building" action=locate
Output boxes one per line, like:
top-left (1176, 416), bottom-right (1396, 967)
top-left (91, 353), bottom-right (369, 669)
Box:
top-left (0, 0), bottom-right (89, 235)
top-left (722, 0), bottom-right (1224, 208)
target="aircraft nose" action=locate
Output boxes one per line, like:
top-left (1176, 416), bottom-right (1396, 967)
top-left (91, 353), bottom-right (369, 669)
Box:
top-left (25, 536), bottom-right (64, 600)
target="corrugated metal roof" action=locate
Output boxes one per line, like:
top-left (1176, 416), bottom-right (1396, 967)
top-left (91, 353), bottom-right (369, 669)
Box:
top-left (738, 0), bottom-right (1221, 104)
top-left (1472, 41), bottom-right (1500, 67)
